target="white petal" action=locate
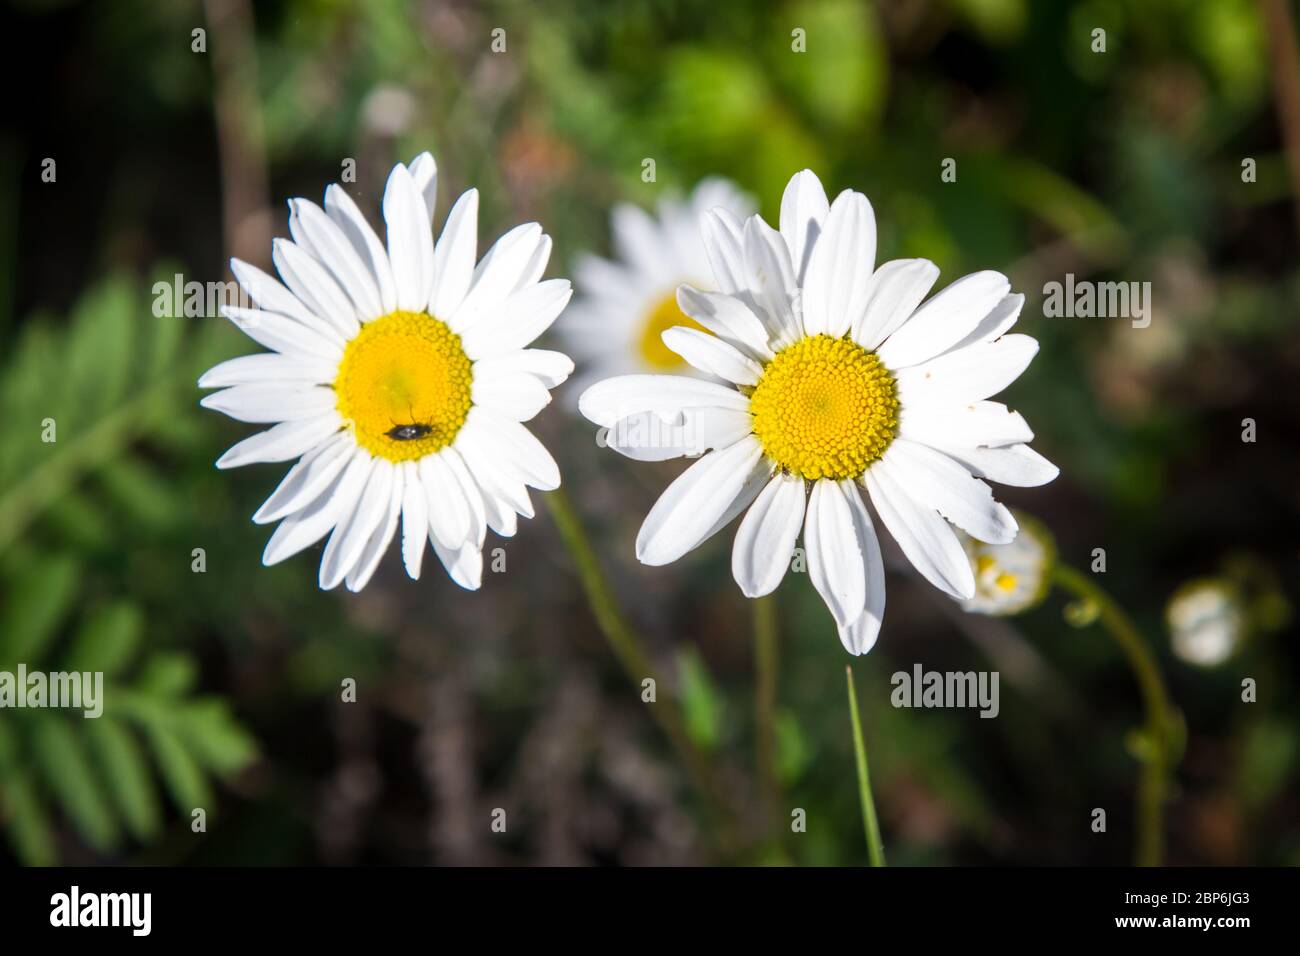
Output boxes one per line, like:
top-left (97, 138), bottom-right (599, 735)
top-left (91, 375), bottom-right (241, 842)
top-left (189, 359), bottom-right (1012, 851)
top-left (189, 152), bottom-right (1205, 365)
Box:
top-left (230, 258), bottom-right (331, 333)
top-left (253, 433), bottom-right (353, 524)
top-left (852, 258), bottom-right (940, 350)
top-left (610, 203), bottom-right (663, 268)
top-left (319, 459), bottom-right (395, 589)
top-left (690, 177), bottom-right (757, 224)
top-left (778, 169), bottom-right (830, 285)
top-left (661, 326), bottom-right (762, 385)
top-left (864, 460), bottom-right (974, 600)
top-left (883, 440), bottom-right (1017, 543)
top-left (271, 239), bottom-right (360, 339)
top-left (221, 305), bottom-right (343, 361)
top-left (450, 223), bottom-right (544, 331)
top-left (408, 151), bottom-right (438, 224)
top-left (400, 461), bottom-right (428, 579)
top-left (801, 189), bottom-right (876, 338)
top-left (895, 334), bottom-right (1039, 408)
top-left (345, 466), bottom-right (404, 592)
top-left (198, 352), bottom-right (337, 388)
top-left (383, 163), bottom-right (435, 311)
top-left (945, 292), bottom-right (1024, 354)
top-left (836, 482), bottom-right (886, 655)
top-left (262, 451), bottom-right (374, 566)
top-left (635, 435), bottom-right (764, 566)
top-left (325, 184), bottom-right (398, 314)
top-left (572, 251), bottom-right (634, 303)
top-left (472, 373), bottom-right (552, 422)
top-left (579, 374), bottom-right (750, 428)
top-left (289, 199), bottom-right (383, 320)
top-left (932, 443), bottom-right (1059, 488)
top-left (675, 284), bottom-right (773, 360)
top-left (458, 278), bottom-right (572, 359)
top-left (805, 478), bottom-right (866, 627)
top-left (418, 453), bottom-right (471, 549)
top-left (453, 429), bottom-right (539, 519)
top-left (478, 486), bottom-right (521, 537)
top-left (200, 384), bottom-right (336, 424)
top-left (900, 401), bottom-right (1034, 450)
top-left (514, 235), bottom-right (552, 292)
top-left (432, 538), bottom-right (483, 590)
top-left (601, 407), bottom-right (753, 461)
top-left (742, 215), bottom-right (801, 346)
top-left (877, 270), bottom-right (1011, 369)
top-left (215, 414), bottom-right (340, 469)
top-left (473, 349), bottom-right (573, 389)
top-left (429, 188), bottom-right (478, 319)
top-left (463, 408), bottom-right (560, 490)
top-left (731, 473), bottom-right (806, 597)
top-left (441, 447), bottom-right (487, 546)
top-left (700, 207), bottom-right (750, 298)
top-left (702, 455), bottom-right (772, 541)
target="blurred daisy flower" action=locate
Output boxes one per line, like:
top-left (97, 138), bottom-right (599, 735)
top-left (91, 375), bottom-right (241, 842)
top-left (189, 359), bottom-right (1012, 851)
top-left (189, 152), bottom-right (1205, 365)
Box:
top-left (959, 511), bottom-right (1055, 616)
top-left (200, 154), bottom-right (573, 592)
top-left (558, 179), bottom-right (754, 395)
top-left (580, 169), bottom-right (1057, 654)
top-left (1166, 579), bottom-right (1245, 667)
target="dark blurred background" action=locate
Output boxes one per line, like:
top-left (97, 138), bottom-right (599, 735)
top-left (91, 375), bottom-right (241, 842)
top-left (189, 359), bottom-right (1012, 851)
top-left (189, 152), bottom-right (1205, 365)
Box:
top-left (0, 0), bottom-right (1297, 866)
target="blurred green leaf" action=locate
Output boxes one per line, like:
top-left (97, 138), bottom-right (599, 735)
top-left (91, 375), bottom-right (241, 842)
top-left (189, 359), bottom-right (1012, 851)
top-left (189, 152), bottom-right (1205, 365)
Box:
top-left (0, 275), bottom-right (219, 555)
top-left (96, 457), bottom-right (182, 532)
top-left (677, 647), bottom-right (723, 752)
top-left (178, 700), bottom-right (260, 776)
top-left (30, 714), bottom-right (120, 852)
top-left (62, 601), bottom-right (143, 676)
top-left (85, 717), bottom-right (162, 842)
top-left (0, 553), bottom-right (79, 665)
top-left (773, 0), bottom-right (887, 130)
top-left (1238, 719), bottom-right (1298, 811)
top-left (135, 652), bottom-right (198, 698)
top-left (145, 724), bottom-right (214, 814)
top-left (775, 709), bottom-right (811, 784)
top-left (0, 770), bottom-right (58, 866)
top-left (0, 571), bottom-right (254, 862)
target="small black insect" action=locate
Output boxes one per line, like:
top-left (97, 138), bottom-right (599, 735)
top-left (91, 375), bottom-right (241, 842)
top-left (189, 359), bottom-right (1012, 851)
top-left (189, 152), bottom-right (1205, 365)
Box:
top-left (386, 423), bottom-right (433, 442)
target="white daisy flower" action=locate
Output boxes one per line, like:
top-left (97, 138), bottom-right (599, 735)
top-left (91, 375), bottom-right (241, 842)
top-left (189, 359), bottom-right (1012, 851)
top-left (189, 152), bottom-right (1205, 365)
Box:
top-left (558, 178), bottom-right (754, 395)
top-left (579, 169), bottom-right (1058, 654)
top-left (200, 154), bottom-right (573, 593)
top-left (958, 511), bottom-right (1055, 616)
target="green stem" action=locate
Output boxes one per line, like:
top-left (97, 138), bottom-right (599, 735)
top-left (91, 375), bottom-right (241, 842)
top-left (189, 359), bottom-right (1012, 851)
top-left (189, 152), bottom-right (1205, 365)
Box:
top-left (753, 594), bottom-right (780, 831)
top-left (543, 485), bottom-right (740, 854)
top-left (845, 666), bottom-right (886, 867)
top-left (1052, 563), bottom-right (1174, 866)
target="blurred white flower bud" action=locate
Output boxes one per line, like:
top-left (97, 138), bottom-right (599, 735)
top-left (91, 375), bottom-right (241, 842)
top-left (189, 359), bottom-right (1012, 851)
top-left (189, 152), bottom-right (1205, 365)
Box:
top-left (361, 85), bottom-right (417, 137)
top-left (1166, 579), bottom-right (1244, 667)
top-left (958, 511), bottom-right (1055, 616)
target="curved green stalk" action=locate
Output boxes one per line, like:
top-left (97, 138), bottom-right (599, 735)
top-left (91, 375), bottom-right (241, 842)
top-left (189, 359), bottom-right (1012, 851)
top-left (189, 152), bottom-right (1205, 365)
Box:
top-left (1052, 563), bottom-right (1176, 866)
top-left (544, 485), bottom-right (740, 855)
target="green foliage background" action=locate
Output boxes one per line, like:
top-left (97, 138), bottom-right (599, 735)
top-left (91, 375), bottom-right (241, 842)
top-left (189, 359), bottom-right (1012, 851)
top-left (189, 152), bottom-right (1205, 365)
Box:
top-left (0, 0), bottom-right (1296, 865)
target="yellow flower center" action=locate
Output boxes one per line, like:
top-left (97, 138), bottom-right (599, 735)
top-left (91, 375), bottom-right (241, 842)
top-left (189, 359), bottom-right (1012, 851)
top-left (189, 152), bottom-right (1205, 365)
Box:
top-left (638, 293), bottom-right (709, 370)
top-left (976, 555), bottom-right (1019, 593)
top-left (333, 310), bottom-right (473, 462)
top-left (749, 334), bottom-right (898, 481)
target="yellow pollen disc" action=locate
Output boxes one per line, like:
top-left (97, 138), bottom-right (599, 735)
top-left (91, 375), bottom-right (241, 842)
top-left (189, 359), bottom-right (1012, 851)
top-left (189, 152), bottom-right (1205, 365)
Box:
top-left (638, 293), bottom-right (709, 370)
top-left (333, 310), bottom-right (473, 462)
top-left (749, 334), bottom-right (899, 481)
top-left (994, 572), bottom-right (1018, 593)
